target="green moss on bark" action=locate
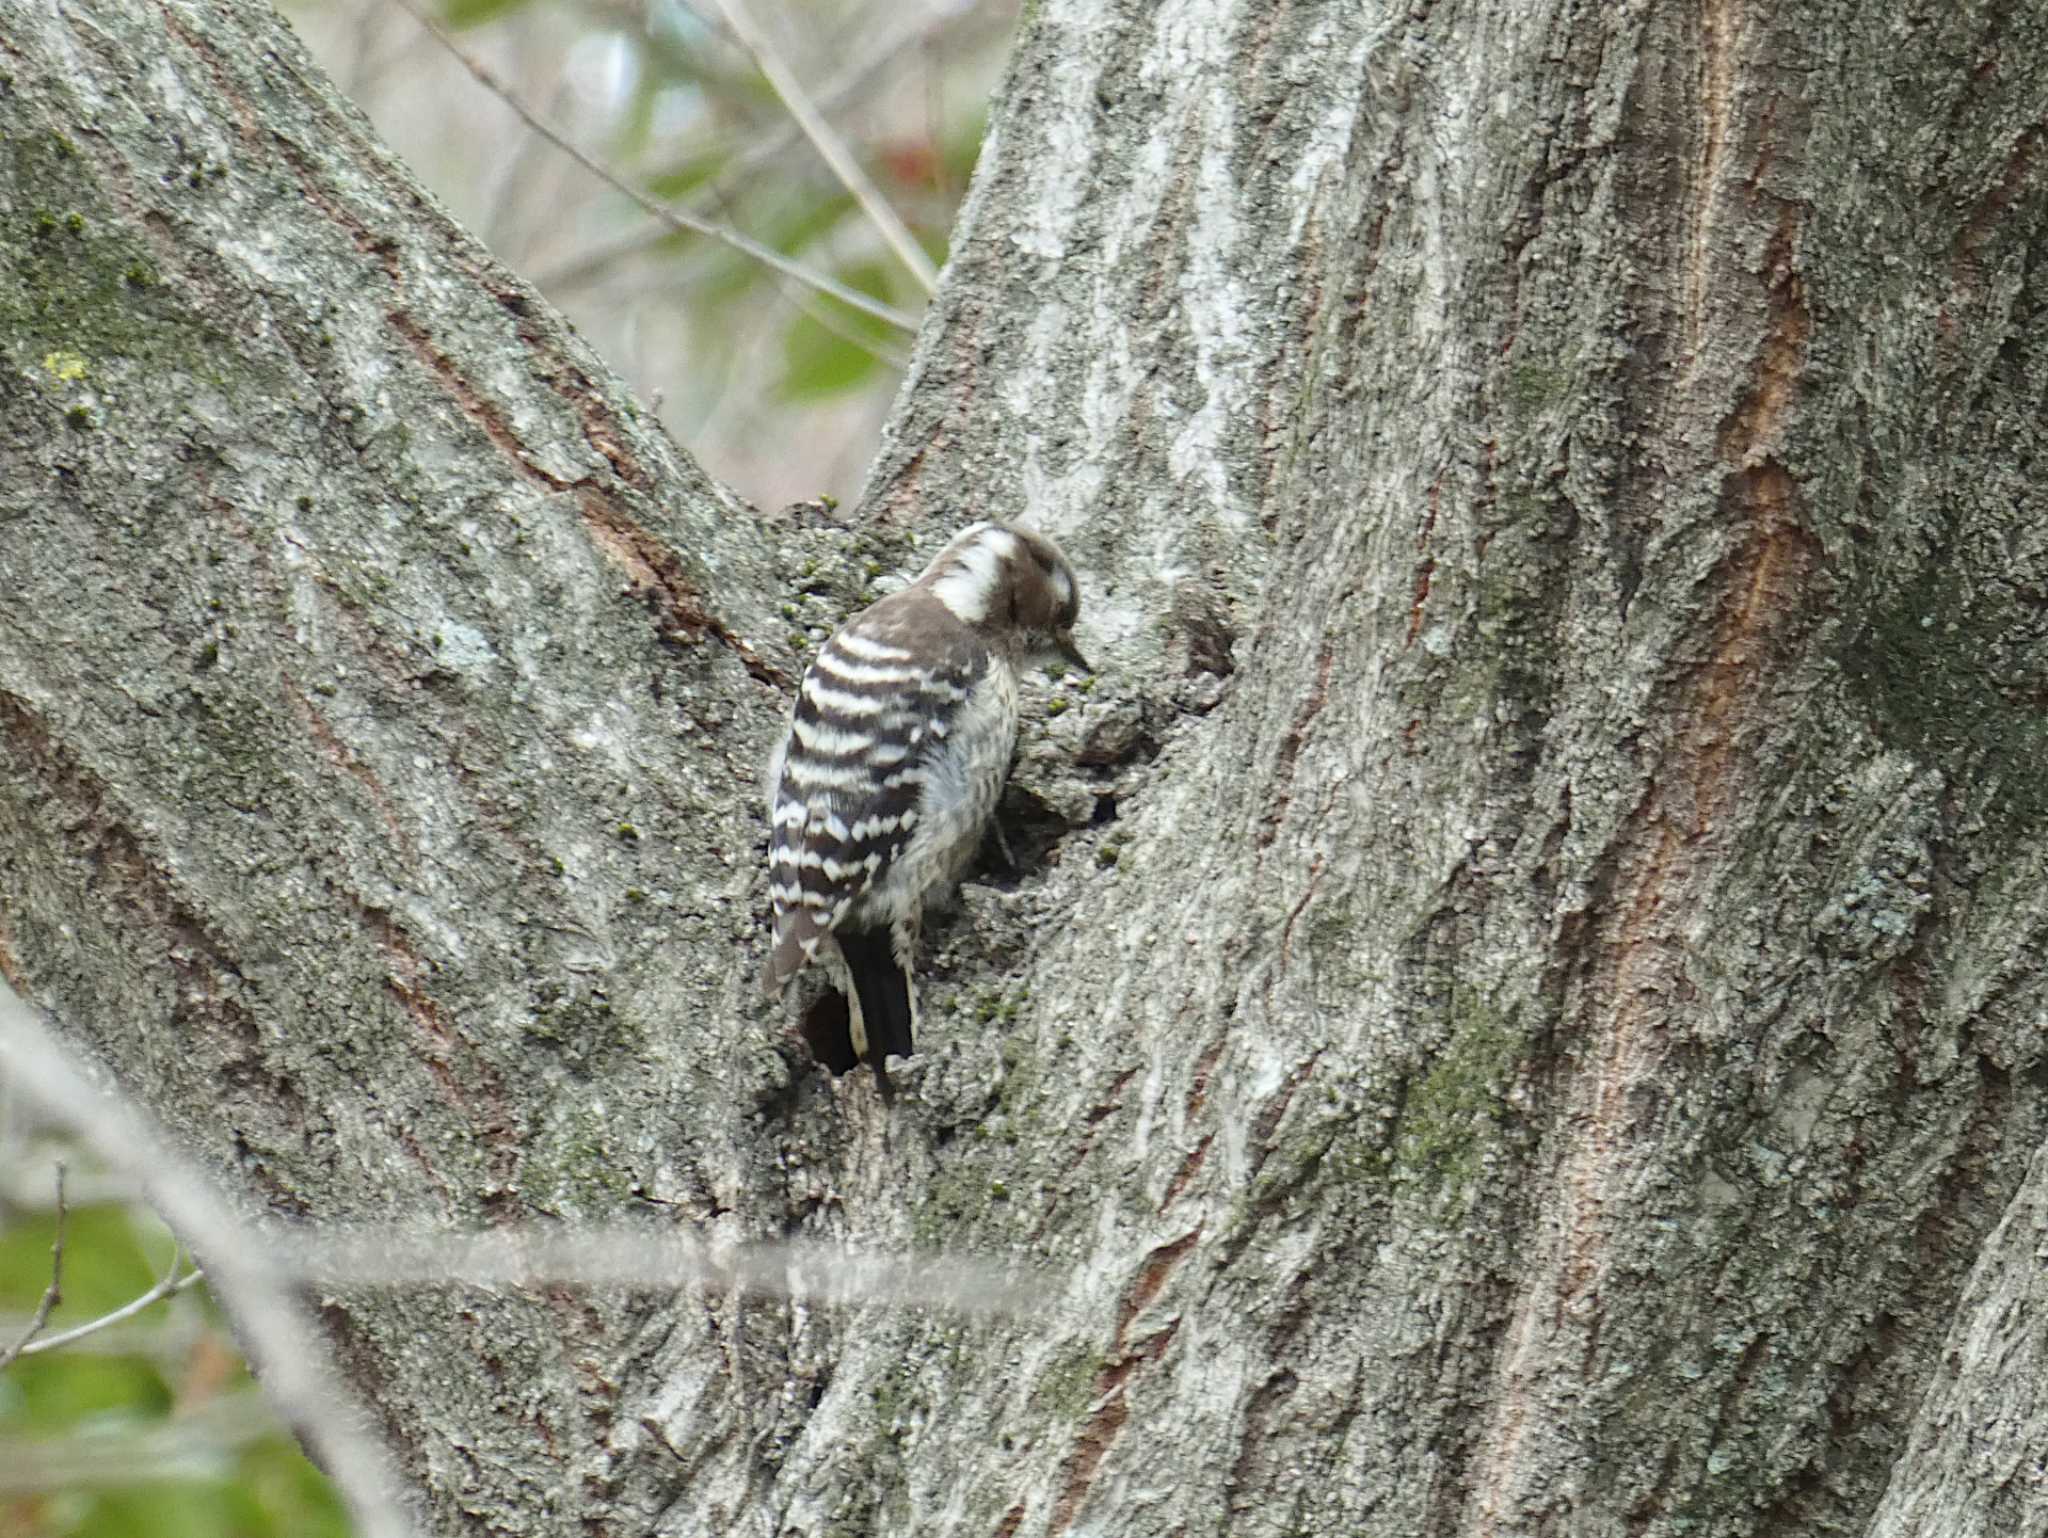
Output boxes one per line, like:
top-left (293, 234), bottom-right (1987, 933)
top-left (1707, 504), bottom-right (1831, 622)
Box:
top-left (1, 133), bottom-right (218, 386)
top-left (1392, 996), bottom-right (1521, 1207)
top-left (1841, 563), bottom-right (2048, 830)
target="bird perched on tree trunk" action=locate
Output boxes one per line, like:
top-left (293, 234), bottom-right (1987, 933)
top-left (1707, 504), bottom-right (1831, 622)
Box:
top-left (761, 522), bottom-right (1088, 1098)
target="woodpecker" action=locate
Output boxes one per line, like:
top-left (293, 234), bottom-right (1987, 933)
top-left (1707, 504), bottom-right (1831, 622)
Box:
top-left (762, 522), bottom-right (1088, 1097)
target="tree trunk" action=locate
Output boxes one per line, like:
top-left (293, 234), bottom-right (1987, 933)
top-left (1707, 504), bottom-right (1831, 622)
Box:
top-left (6, 1), bottom-right (2048, 1536)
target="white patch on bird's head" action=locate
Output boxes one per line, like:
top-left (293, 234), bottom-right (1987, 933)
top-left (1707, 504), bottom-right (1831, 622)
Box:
top-left (926, 524), bottom-right (1019, 625)
top-left (915, 521), bottom-right (1085, 659)
top-left (924, 522), bottom-right (994, 567)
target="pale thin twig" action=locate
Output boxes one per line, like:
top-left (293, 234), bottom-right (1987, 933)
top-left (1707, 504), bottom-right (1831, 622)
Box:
top-left (538, 0), bottom-right (978, 296)
top-left (0, 1154), bottom-right (132, 1208)
top-left (271, 1223), bottom-right (1045, 1315)
top-left (704, 0), bottom-right (941, 296)
top-left (0, 1162), bottom-right (65, 1371)
top-left (0, 985), bottom-right (416, 1538)
top-left (778, 279), bottom-right (914, 372)
top-left (383, 0), bottom-right (918, 334)
top-left (0, 978), bottom-right (1059, 1533)
top-left (19, 1245), bottom-right (207, 1357)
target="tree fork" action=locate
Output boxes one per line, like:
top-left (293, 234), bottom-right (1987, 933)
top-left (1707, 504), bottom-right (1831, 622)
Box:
top-left (4, 2), bottom-right (2048, 1537)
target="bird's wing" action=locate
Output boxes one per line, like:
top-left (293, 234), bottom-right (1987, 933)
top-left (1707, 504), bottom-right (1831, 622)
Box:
top-left (761, 602), bottom-right (988, 994)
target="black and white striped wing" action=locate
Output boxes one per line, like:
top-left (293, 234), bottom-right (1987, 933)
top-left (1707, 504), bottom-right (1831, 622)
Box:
top-left (761, 613), bottom-right (985, 993)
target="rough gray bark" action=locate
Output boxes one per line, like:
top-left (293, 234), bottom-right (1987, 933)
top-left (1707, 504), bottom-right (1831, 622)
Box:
top-left (4, 1), bottom-right (2048, 1537)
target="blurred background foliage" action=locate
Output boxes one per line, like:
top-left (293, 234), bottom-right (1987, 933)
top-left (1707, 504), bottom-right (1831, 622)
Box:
top-left (290, 0), bottom-right (1016, 509)
top-left (0, 1117), bottom-right (348, 1537)
top-left (4, 0), bottom-right (1013, 1530)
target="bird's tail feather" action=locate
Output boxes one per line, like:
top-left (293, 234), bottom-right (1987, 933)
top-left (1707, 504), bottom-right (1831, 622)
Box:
top-left (837, 926), bottom-right (915, 1093)
top-left (762, 913), bottom-right (826, 998)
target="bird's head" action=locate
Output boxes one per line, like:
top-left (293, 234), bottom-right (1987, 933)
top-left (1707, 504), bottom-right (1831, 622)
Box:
top-left (921, 521), bottom-right (1089, 672)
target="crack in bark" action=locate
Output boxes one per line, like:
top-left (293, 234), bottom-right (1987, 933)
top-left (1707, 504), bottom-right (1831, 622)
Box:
top-left (270, 131), bottom-right (408, 285)
top-left (1256, 632), bottom-right (1337, 850)
top-left (1954, 122), bottom-right (2042, 282)
top-left (256, 69), bottom-right (789, 698)
top-left (1159, 1132), bottom-right (1213, 1211)
top-left (1499, 25), bottom-right (1604, 364)
top-left (158, 5), bottom-right (262, 144)
top-left (1184, 1034), bottom-right (1226, 1121)
top-left (1030, 1066), bottom-right (1144, 1240)
top-left (1225, 1267), bottom-right (1315, 1510)
top-left (1276, 852), bottom-right (1326, 977)
top-left (0, 690), bottom-right (323, 1158)
top-left (1406, 469), bottom-right (1443, 647)
top-left (1047, 1318), bottom-right (1184, 1537)
top-left (1227, 1366), bottom-right (1300, 1509)
top-left (1044, 1229), bottom-right (1201, 1535)
top-left (575, 495), bottom-right (791, 690)
top-left (1247, 1050), bottom-right (1324, 1180)
top-left (1714, 205), bottom-right (1811, 471)
top-left (389, 308), bottom-right (564, 483)
top-left (388, 306), bottom-right (789, 691)
top-left (1467, 48), bottom-right (1822, 1533)
top-left (369, 909), bottom-right (523, 1193)
top-left (283, 676), bottom-right (416, 858)
top-left (1088, 1067), bottom-right (1140, 1125)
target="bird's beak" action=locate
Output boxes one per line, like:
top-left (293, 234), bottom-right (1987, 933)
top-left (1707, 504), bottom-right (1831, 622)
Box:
top-left (1055, 631), bottom-right (1093, 674)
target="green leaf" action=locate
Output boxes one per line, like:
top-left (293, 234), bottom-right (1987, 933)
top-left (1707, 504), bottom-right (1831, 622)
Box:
top-left (0, 1205), bottom-right (159, 1318)
top-left (780, 317), bottom-right (881, 399)
top-left (68, 1485), bottom-right (246, 1538)
top-left (0, 1194), bottom-right (346, 1535)
top-left (440, 0), bottom-right (530, 28)
top-left (239, 1436), bottom-right (355, 1538)
top-left (645, 150), bottom-right (730, 205)
top-left (779, 261), bottom-right (894, 399)
top-left (2, 1352), bottom-right (170, 1428)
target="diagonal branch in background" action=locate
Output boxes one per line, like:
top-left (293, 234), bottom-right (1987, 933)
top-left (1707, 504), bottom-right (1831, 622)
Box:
top-left (539, 0), bottom-right (992, 298)
top-left (384, 0), bottom-right (919, 336)
top-left (0, 994), bottom-right (1048, 1521)
top-left (256, 1224), bottom-right (1046, 1314)
top-left (0, 1161), bottom-right (66, 1372)
top-left (702, 0), bottom-right (942, 297)
top-left (0, 984), bottom-right (418, 1538)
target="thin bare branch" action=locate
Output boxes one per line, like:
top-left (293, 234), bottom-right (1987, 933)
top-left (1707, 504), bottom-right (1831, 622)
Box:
top-left (0, 984), bottom-right (417, 1538)
top-left (704, 0), bottom-right (941, 296)
top-left (0, 1303), bottom-right (206, 1359)
top-left (267, 1223), bottom-right (1046, 1314)
top-left (19, 1247), bottom-right (206, 1358)
top-left (0, 1154), bottom-right (133, 1208)
top-left (539, 0), bottom-right (985, 295)
top-left (0, 1161), bottom-right (65, 1371)
top-left (383, 0), bottom-right (918, 334)
top-left (773, 277), bottom-right (914, 373)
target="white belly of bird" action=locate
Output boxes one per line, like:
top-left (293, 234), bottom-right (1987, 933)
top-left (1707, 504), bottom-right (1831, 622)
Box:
top-left (857, 658), bottom-right (1019, 930)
